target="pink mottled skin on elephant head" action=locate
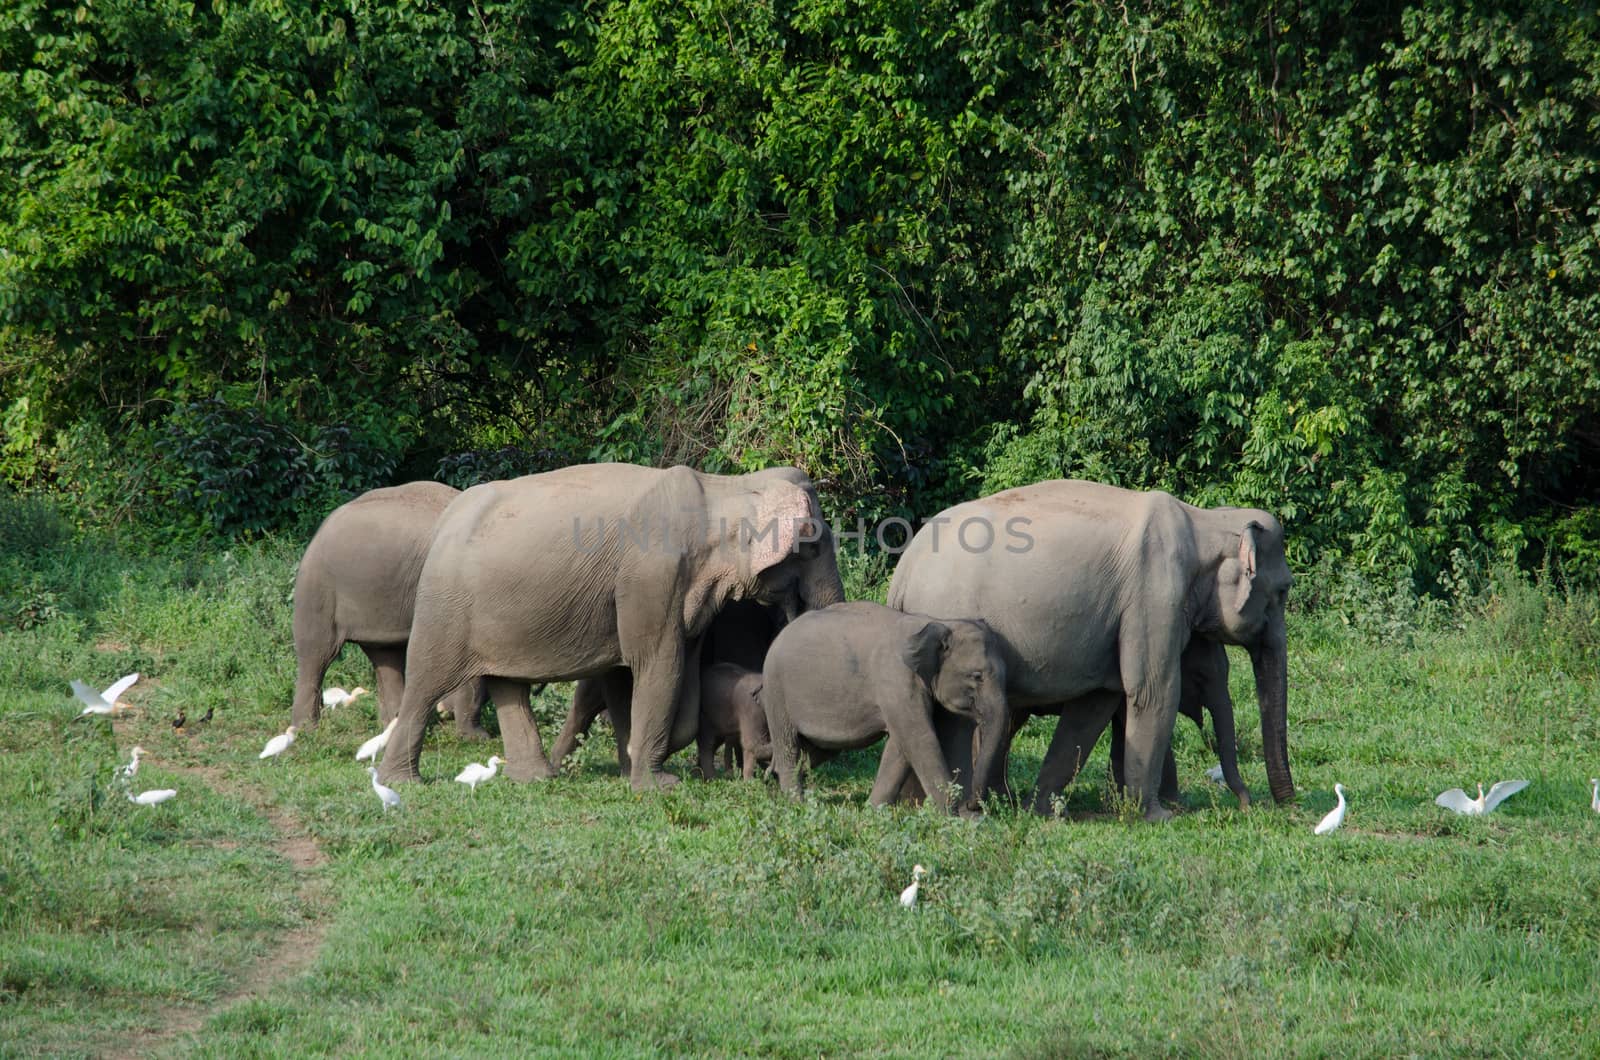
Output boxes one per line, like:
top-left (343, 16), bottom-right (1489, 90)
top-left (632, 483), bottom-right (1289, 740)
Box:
top-left (746, 486), bottom-right (819, 578)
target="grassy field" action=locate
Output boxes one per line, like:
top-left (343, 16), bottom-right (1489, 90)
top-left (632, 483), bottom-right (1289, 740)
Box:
top-left (3, 493), bottom-right (1599, 1057)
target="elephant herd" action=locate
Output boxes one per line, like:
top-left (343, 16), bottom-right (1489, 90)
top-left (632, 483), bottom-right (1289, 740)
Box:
top-left (290, 464), bottom-right (1295, 820)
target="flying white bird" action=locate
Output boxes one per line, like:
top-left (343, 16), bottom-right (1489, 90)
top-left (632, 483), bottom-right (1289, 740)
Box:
top-left (1589, 778), bottom-right (1598, 814)
top-left (1205, 764), bottom-right (1226, 786)
top-left (322, 686), bottom-right (369, 709)
top-left (116, 746), bottom-right (147, 783)
top-left (1435, 779), bottom-right (1529, 816)
top-left (1313, 783), bottom-right (1347, 835)
top-left (355, 717), bottom-right (399, 763)
top-left (455, 756), bottom-right (504, 793)
top-left (367, 767), bottom-right (402, 811)
top-left (128, 788), bottom-right (177, 806)
top-left (71, 673), bottom-right (140, 716)
top-left (899, 864), bottom-right (926, 909)
top-left (259, 725), bottom-right (298, 762)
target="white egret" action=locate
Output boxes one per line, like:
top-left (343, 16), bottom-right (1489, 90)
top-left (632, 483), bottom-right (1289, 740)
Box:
top-left (322, 686), bottom-right (369, 710)
top-left (899, 864), bottom-right (926, 909)
top-left (116, 746), bottom-right (147, 783)
top-left (1589, 778), bottom-right (1598, 814)
top-left (367, 767), bottom-right (402, 811)
top-left (1313, 783), bottom-right (1347, 835)
top-left (355, 717), bottom-right (399, 763)
top-left (1434, 779), bottom-right (1529, 816)
top-left (128, 788), bottom-right (177, 806)
top-left (1205, 764), bottom-right (1226, 786)
top-left (259, 725), bottom-right (298, 762)
top-left (455, 756), bottom-right (504, 793)
top-left (71, 673), bottom-right (140, 716)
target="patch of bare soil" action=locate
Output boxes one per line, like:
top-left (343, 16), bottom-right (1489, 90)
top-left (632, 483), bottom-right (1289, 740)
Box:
top-left (112, 723), bottom-right (332, 1056)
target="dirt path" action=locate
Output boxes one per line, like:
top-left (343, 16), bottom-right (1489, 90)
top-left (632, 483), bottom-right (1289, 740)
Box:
top-left (113, 733), bottom-right (333, 1056)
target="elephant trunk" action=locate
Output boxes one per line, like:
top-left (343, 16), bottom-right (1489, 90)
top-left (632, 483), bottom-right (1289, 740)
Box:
top-left (800, 544), bottom-right (846, 612)
top-left (1251, 630), bottom-right (1294, 804)
top-left (965, 694), bottom-right (1012, 812)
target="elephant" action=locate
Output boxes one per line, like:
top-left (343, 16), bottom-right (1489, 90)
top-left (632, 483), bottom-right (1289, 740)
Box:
top-left (901, 636), bottom-right (1249, 811)
top-left (290, 482), bottom-right (485, 738)
top-left (696, 662), bottom-right (770, 780)
top-left (884, 479), bottom-right (1293, 821)
top-left (759, 601), bottom-right (1010, 814)
top-left (377, 464), bottom-right (844, 789)
top-left (546, 599), bottom-right (782, 775)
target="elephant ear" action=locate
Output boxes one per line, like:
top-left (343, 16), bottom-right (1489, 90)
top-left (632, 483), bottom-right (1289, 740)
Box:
top-left (746, 484), bottom-right (820, 577)
top-left (903, 621), bottom-right (951, 684)
top-left (1234, 521), bottom-right (1263, 613)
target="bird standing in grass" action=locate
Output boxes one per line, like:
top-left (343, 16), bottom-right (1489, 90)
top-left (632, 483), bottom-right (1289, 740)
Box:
top-left (116, 746), bottom-right (146, 784)
top-left (455, 756), bottom-right (504, 793)
top-left (72, 673), bottom-right (140, 716)
top-left (1313, 783), bottom-right (1347, 835)
top-left (355, 717), bottom-right (399, 763)
top-left (259, 725), bottom-right (297, 762)
top-left (172, 709), bottom-right (187, 733)
top-left (899, 865), bottom-right (926, 909)
top-left (1435, 779), bottom-right (1529, 816)
top-left (323, 686), bottom-right (369, 710)
top-left (1589, 778), bottom-right (1598, 814)
top-left (128, 788), bottom-right (177, 806)
top-left (367, 767), bottom-right (402, 811)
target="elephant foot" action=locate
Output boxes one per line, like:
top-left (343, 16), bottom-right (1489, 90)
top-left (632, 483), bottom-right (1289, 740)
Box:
top-left (504, 759), bottom-right (557, 783)
top-left (456, 724), bottom-right (492, 743)
top-left (378, 765), bottom-right (422, 786)
top-left (1234, 789), bottom-right (1252, 809)
top-left (1143, 804), bottom-right (1175, 823)
top-left (630, 769), bottom-right (681, 792)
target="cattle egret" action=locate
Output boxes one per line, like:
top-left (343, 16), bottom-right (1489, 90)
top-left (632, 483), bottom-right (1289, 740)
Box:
top-left (72, 673), bottom-right (140, 716)
top-left (1435, 779), bottom-right (1529, 816)
top-left (355, 717), bottom-right (399, 763)
top-left (259, 725), bottom-right (298, 762)
top-left (367, 767), bottom-right (402, 811)
top-left (116, 746), bottom-right (146, 783)
top-left (455, 756), bottom-right (504, 792)
top-left (1205, 764), bottom-right (1226, 786)
top-left (1313, 783), bottom-right (1347, 835)
top-left (128, 788), bottom-right (177, 806)
top-left (1590, 778), bottom-right (1599, 814)
top-left (323, 686), bottom-right (369, 709)
top-left (899, 864), bottom-right (926, 909)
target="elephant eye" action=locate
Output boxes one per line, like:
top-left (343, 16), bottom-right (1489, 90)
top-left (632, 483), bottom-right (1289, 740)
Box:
top-left (969, 671), bottom-right (983, 683)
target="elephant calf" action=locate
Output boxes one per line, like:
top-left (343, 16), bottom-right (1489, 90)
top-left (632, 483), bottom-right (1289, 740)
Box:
top-left (760, 602), bottom-right (1010, 813)
top-left (697, 662), bottom-right (771, 780)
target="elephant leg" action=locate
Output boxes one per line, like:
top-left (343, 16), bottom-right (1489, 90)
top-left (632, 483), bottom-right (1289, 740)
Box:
top-left (359, 644), bottom-right (407, 727)
top-left (1120, 672), bottom-right (1183, 822)
top-left (1032, 695), bottom-right (1117, 815)
top-left (696, 727), bottom-right (719, 780)
top-left (488, 677), bottom-right (557, 783)
top-left (447, 679), bottom-right (490, 741)
top-left (550, 677), bottom-right (611, 772)
top-left (603, 670), bottom-right (634, 775)
top-left (759, 682), bottom-right (804, 798)
top-left (869, 735), bottom-right (914, 807)
top-left (882, 705), bottom-right (957, 814)
top-left (1193, 640), bottom-right (1250, 808)
top-left (290, 629), bottom-right (342, 730)
top-left (377, 666), bottom-right (462, 785)
top-left (1111, 708), bottom-right (1180, 802)
top-left (623, 643), bottom-right (686, 792)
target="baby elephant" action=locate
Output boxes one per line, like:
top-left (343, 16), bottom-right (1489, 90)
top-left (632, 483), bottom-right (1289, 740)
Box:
top-left (698, 662), bottom-right (772, 780)
top-left (761, 602), bottom-right (1009, 813)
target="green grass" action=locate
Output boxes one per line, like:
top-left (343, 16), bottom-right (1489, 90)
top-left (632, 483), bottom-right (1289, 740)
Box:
top-left (3, 494), bottom-right (1599, 1056)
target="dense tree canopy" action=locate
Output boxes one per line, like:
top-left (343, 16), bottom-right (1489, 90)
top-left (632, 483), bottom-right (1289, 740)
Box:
top-left (3, 0), bottom-right (1597, 584)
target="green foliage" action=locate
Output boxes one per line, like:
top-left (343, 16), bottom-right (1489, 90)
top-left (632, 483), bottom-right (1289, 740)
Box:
top-left (2, 0), bottom-right (1597, 577)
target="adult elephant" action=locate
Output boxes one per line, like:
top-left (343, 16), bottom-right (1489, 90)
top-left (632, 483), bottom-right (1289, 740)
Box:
top-left (290, 482), bottom-right (485, 738)
top-left (547, 599), bottom-right (782, 775)
top-left (378, 464), bottom-right (844, 789)
top-left (885, 480), bottom-right (1293, 820)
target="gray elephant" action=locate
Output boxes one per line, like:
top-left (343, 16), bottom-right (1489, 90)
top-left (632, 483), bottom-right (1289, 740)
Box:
top-left (377, 464), bottom-right (843, 789)
top-left (697, 662), bottom-right (770, 780)
top-left (885, 480), bottom-right (1293, 821)
top-left (291, 482), bottom-right (485, 738)
top-left (547, 599), bottom-right (782, 774)
top-left (1110, 638), bottom-right (1247, 807)
top-left (760, 602), bottom-right (1010, 813)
